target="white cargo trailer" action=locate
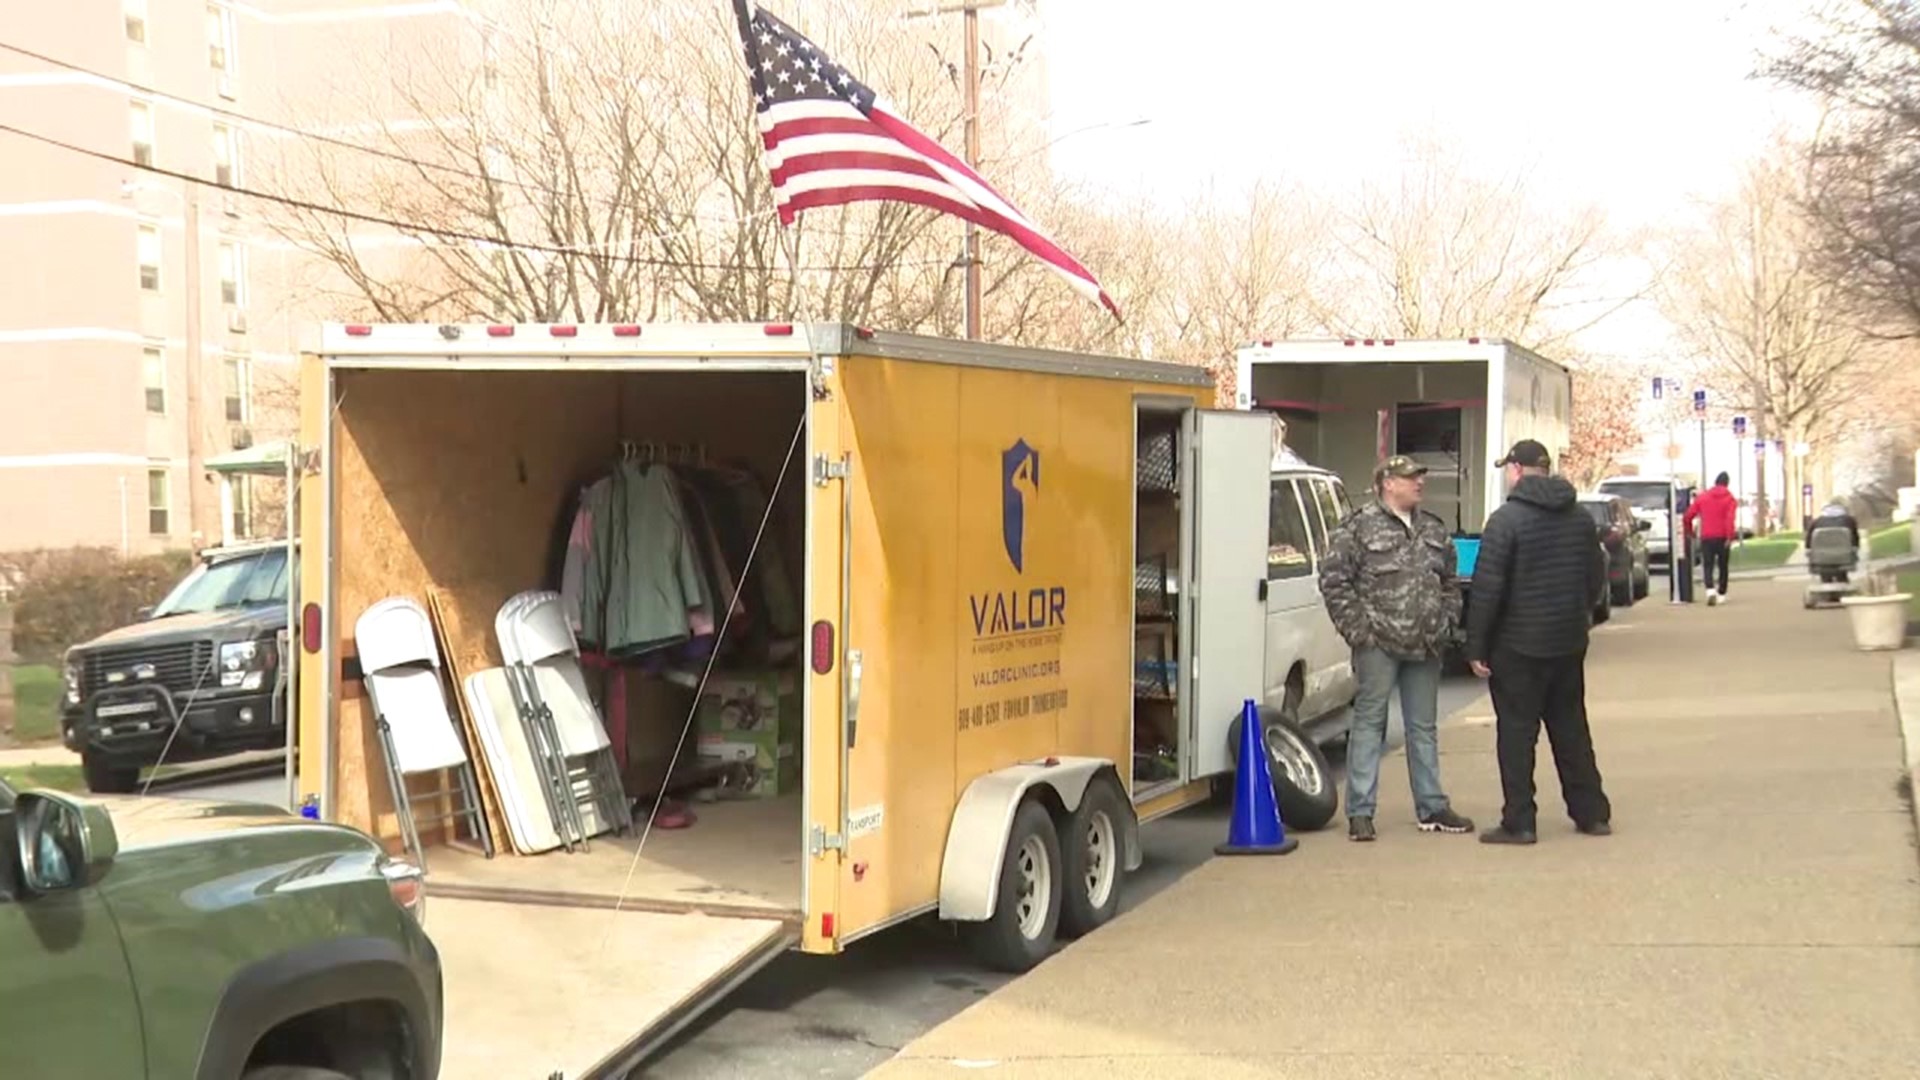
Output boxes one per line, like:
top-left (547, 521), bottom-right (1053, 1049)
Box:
top-left (1234, 337), bottom-right (1573, 534)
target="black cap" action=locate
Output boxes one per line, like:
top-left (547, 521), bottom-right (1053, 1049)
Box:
top-left (1494, 439), bottom-right (1551, 469)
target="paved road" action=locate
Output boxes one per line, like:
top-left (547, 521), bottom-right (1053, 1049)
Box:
top-left (647, 674), bottom-right (1487, 1079)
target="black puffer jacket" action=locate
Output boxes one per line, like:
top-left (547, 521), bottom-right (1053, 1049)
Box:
top-left (1465, 474), bottom-right (1607, 661)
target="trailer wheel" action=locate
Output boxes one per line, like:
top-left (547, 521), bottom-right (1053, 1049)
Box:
top-left (1230, 705), bottom-right (1339, 832)
top-left (962, 799), bottom-right (1063, 972)
top-left (1058, 778), bottom-right (1127, 938)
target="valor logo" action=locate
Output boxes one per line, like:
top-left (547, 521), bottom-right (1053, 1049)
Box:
top-left (1001, 438), bottom-right (1039, 573)
top-left (971, 437), bottom-right (1065, 640)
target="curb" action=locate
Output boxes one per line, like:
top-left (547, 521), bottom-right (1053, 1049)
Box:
top-left (1889, 653), bottom-right (1920, 852)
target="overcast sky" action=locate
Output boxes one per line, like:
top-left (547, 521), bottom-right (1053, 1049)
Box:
top-left (1033, 0), bottom-right (1826, 359)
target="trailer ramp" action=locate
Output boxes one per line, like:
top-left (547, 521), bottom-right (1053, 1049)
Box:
top-left (431, 897), bottom-right (797, 1079)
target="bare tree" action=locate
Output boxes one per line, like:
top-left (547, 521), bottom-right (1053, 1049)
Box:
top-left (1320, 140), bottom-right (1637, 350)
top-left (1660, 145), bottom-right (1891, 529)
top-left (1766, 0), bottom-right (1920, 336)
top-left (1559, 356), bottom-right (1654, 490)
top-left (260, 0), bottom-right (1053, 327)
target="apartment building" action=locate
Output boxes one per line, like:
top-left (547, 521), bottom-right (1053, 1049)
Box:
top-left (0, 0), bottom-right (471, 556)
top-left (0, 0), bottom-right (1056, 556)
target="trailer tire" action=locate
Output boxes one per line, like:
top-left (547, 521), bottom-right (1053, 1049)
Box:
top-left (1057, 778), bottom-right (1127, 938)
top-left (961, 799), bottom-right (1063, 973)
top-left (1229, 706), bottom-right (1339, 832)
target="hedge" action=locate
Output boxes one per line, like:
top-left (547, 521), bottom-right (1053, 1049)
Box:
top-left (1, 547), bottom-right (195, 663)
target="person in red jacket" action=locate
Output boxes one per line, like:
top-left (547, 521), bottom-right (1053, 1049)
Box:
top-left (1684, 472), bottom-right (1740, 605)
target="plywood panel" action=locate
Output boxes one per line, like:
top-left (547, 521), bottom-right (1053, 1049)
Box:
top-left (328, 367), bottom-right (811, 853)
top-left (432, 898), bottom-right (793, 1080)
top-left (332, 369), bottom-right (623, 841)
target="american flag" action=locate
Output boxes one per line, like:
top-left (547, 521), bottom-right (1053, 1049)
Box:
top-left (731, 1), bottom-right (1118, 318)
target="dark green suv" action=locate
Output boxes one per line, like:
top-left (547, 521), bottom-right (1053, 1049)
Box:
top-left (0, 780), bottom-right (441, 1079)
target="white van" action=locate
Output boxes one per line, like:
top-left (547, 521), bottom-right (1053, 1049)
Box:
top-left (1254, 446), bottom-right (1359, 829)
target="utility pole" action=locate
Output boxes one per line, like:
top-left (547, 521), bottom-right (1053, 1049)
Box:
top-left (903, 0), bottom-right (1006, 340)
top-left (963, 2), bottom-right (981, 340)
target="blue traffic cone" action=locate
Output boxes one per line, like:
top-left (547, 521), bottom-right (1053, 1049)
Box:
top-left (1215, 699), bottom-right (1299, 856)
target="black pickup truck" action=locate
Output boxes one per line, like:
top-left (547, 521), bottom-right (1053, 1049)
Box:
top-left (59, 542), bottom-right (292, 793)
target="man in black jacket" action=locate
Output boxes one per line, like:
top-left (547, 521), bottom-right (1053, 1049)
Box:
top-left (1466, 440), bottom-right (1613, 844)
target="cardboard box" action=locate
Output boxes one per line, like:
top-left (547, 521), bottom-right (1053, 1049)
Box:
top-left (696, 669), bottom-right (799, 798)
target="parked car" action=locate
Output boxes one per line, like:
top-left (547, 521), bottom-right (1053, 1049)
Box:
top-left (1577, 493), bottom-right (1653, 607)
top-left (1596, 476), bottom-right (1682, 571)
top-left (60, 541), bottom-right (293, 794)
top-left (0, 779), bottom-right (439, 1079)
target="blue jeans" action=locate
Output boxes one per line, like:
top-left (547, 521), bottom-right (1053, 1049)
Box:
top-left (1346, 647), bottom-right (1449, 820)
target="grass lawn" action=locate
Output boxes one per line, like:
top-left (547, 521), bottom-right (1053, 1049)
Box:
top-left (1869, 521), bottom-right (1913, 560)
top-left (0, 764), bottom-right (85, 793)
top-left (7, 664), bottom-right (63, 745)
top-left (1729, 536), bottom-right (1800, 572)
top-left (1902, 569), bottom-right (1920, 622)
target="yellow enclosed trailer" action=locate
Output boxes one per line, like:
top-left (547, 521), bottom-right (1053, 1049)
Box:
top-left (294, 323), bottom-right (1278, 1078)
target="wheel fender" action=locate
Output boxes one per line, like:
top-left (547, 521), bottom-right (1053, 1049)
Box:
top-left (938, 756), bottom-right (1138, 922)
top-left (192, 936), bottom-right (441, 1080)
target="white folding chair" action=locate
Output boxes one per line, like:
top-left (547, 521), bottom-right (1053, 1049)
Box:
top-left (353, 597), bottom-right (495, 868)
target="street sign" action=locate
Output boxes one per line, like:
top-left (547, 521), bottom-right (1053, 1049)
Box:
top-left (1692, 389), bottom-right (1707, 414)
top-left (1732, 415), bottom-right (1747, 436)
top-left (1650, 377), bottom-right (1663, 400)
top-left (1754, 439), bottom-right (1766, 455)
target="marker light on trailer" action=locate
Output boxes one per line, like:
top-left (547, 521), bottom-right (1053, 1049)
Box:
top-left (486, 325), bottom-right (514, 337)
top-left (811, 621), bottom-right (835, 675)
top-left (549, 325), bottom-right (578, 337)
top-left (612, 325), bottom-right (642, 337)
top-left (301, 604), bottom-right (322, 653)
top-left (763, 323), bottom-right (795, 336)
top-left (344, 325), bottom-right (372, 336)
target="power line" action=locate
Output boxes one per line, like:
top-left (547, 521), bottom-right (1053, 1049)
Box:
top-left (0, 34), bottom-right (936, 253)
top-left (0, 121), bottom-right (956, 275)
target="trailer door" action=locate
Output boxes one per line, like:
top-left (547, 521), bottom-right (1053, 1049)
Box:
top-left (1183, 409), bottom-right (1276, 779)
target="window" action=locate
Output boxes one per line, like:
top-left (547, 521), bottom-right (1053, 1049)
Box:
top-left (130, 100), bottom-right (154, 166)
top-left (1268, 478), bottom-right (1314, 580)
top-left (212, 123), bottom-right (238, 186)
top-left (126, 0), bottom-right (148, 43)
top-left (231, 477), bottom-right (254, 540)
top-left (208, 4), bottom-right (236, 73)
top-left (218, 239), bottom-right (246, 306)
top-left (142, 346), bottom-right (166, 413)
top-left (223, 355), bottom-right (250, 423)
top-left (1308, 478), bottom-right (1347, 541)
top-left (147, 468), bottom-right (170, 536)
top-left (137, 222), bottom-right (161, 291)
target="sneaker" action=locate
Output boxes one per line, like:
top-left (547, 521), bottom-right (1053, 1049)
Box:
top-left (1705, 589), bottom-right (1720, 606)
top-left (1348, 816), bottom-right (1377, 842)
top-left (1577, 821), bottom-right (1613, 837)
top-left (1479, 826), bottom-right (1538, 845)
top-left (1417, 808), bottom-right (1476, 834)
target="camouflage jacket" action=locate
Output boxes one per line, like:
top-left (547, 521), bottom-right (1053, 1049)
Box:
top-left (1317, 500), bottom-right (1462, 659)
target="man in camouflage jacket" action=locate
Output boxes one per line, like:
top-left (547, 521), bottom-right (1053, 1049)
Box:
top-left (1317, 456), bottom-right (1475, 842)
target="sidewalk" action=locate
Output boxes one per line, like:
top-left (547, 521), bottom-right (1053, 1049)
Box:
top-left (870, 578), bottom-right (1920, 1078)
top-left (0, 745), bottom-right (77, 768)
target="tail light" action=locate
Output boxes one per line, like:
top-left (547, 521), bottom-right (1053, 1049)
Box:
top-left (810, 621), bottom-right (835, 675)
top-left (301, 603), bottom-right (322, 654)
top-left (381, 858), bottom-right (426, 924)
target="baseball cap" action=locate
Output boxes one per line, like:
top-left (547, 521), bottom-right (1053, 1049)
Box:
top-left (1494, 439), bottom-right (1552, 469)
top-left (1374, 455), bottom-right (1429, 481)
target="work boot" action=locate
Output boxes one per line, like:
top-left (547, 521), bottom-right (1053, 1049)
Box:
top-left (1348, 816), bottom-right (1377, 842)
top-left (1479, 826), bottom-right (1537, 845)
top-left (1417, 807), bottom-right (1476, 834)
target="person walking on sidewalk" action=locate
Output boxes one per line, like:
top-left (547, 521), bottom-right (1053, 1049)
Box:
top-left (1684, 472), bottom-right (1739, 606)
top-left (1466, 439), bottom-right (1614, 845)
top-left (1319, 455), bottom-right (1477, 842)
